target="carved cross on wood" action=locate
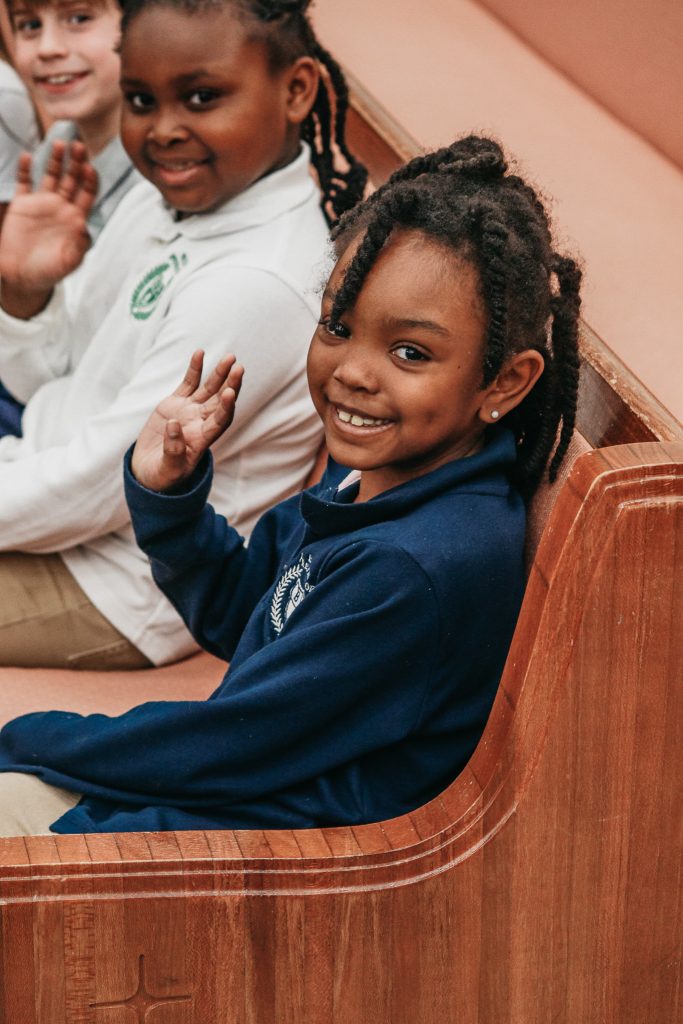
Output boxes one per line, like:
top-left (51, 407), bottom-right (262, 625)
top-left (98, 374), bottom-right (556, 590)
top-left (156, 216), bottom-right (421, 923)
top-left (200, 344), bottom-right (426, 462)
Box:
top-left (90, 954), bottom-right (192, 1021)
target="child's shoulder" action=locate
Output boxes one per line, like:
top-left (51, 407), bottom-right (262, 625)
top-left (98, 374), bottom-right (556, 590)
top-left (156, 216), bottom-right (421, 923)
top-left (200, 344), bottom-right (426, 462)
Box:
top-left (307, 432), bottom-right (526, 585)
top-left (0, 62), bottom-right (28, 93)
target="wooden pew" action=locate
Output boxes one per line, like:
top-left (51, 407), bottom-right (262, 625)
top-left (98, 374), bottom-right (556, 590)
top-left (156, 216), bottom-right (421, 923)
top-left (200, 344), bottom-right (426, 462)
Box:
top-left (0, 85), bottom-right (681, 1023)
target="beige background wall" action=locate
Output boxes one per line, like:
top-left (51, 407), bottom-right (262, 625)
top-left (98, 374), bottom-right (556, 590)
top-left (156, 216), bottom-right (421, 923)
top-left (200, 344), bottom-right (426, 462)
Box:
top-left (312, 0), bottom-right (683, 420)
top-left (478, 0), bottom-right (683, 171)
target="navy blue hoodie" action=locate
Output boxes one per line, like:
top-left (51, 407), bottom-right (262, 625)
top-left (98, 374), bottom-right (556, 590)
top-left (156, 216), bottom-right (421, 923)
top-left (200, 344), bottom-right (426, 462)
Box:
top-left (0, 430), bottom-right (525, 833)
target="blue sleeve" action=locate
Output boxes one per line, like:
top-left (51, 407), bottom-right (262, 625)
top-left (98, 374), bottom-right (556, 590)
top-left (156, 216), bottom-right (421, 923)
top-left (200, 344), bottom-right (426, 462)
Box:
top-left (124, 448), bottom-right (300, 659)
top-left (0, 542), bottom-right (440, 808)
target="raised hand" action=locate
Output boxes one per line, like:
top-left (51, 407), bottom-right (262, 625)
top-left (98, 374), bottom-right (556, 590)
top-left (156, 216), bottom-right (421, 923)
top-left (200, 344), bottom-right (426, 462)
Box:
top-left (131, 351), bottom-right (245, 493)
top-left (0, 141), bottom-right (98, 319)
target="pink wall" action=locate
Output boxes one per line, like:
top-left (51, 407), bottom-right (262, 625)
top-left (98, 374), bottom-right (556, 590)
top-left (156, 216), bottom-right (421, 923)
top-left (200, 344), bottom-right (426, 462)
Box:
top-left (478, 0), bottom-right (683, 171)
top-left (312, 0), bottom-right (683, 421)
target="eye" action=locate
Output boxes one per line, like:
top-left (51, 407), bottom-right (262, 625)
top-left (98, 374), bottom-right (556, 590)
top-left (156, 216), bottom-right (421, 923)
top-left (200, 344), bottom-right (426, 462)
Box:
top-left (319, 317), bottom-right (350, 340)
top-left (393, 344), bottom-right (429, 363)
top-left (66, 12), bottom-right (93, 26)
top-left (186, 88), bottom-right (220, 109)
top-left (124, 91), bottom-right (155, 113)
top-left (14, 16), bottom-right (42, 35)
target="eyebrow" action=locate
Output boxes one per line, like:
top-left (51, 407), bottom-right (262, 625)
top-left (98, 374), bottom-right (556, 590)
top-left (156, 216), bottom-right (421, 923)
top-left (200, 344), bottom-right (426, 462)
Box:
top-left (383, 316), bottom-right (450, 336)
top-left (321, 288), bottom-right (450, 336)
top-left (59, 0), bottom-right (104, 11)
top-left (120, 71), bottom-right (225, 88)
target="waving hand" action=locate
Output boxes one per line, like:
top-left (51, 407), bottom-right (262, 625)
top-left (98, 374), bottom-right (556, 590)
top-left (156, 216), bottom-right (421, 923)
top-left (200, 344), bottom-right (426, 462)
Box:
top-left (131, 351), bottom-right (245, 493)
top-left (0, 141), bottom-right (98, 318)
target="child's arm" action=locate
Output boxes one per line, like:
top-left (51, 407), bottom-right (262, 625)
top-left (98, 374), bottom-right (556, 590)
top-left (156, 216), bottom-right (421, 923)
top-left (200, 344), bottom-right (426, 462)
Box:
top-left (0, 142), bottom-right (97, 319)
top-left (125, 349), bottom-right (306, 657)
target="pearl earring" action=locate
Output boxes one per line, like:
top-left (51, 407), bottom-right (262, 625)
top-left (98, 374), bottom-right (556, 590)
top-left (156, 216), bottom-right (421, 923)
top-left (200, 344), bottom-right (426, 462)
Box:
top-left (490, 410), bottom-right (500, 420)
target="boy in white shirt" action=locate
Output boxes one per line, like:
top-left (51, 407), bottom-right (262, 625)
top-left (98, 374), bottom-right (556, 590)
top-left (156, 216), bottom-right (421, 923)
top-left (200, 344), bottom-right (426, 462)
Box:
top-left (1, 0), bottom-right (142, 434)
top-left (0, 0), bottom-right (366, 669)
top-left (8, 0), bottom-right (140, 238)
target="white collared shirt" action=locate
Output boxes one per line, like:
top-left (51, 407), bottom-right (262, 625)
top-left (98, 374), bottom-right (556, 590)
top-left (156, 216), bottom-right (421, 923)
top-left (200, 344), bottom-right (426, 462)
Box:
top-left (0, 145), bottom-right (330, 663)
top-left (0, 63), bottom-right (39, 203)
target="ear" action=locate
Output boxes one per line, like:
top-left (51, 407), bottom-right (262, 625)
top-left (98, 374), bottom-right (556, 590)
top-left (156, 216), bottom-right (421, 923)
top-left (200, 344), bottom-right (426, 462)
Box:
top-left (478, 349), bottom-right (545, 425)
top-left (283, 56), bottom-right (319, 125)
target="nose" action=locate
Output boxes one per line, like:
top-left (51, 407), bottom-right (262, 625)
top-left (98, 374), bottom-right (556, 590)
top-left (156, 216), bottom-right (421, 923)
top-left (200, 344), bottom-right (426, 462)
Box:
top-left (36, 21), bottom-right (69, 59)
top-left (332, 343), bottom-right (381, 394)
top-left (146, 106), bottom-right (190, 147)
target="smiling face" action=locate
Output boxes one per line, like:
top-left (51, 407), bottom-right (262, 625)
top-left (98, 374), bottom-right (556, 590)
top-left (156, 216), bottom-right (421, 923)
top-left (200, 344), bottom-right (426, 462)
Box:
top-left (119, 4), bottom-right (312, 215)
top-left (11, 0), bottom-right (122, 154)
top-left (307, 230), bottom-right (497, 502)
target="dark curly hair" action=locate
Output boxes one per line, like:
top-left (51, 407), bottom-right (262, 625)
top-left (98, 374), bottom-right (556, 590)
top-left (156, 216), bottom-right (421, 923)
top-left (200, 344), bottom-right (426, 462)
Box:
top-left (119, 0), bottom-right (368, 224)
top-left (330, 135), bottom-right (582, 495)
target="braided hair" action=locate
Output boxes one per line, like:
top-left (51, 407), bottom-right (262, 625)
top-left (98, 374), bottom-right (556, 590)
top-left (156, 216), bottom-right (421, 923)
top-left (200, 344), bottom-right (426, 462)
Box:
top-left (330, 135), bottom-right (582, 495)
top-left (119, 0), bottom-right (368, 224)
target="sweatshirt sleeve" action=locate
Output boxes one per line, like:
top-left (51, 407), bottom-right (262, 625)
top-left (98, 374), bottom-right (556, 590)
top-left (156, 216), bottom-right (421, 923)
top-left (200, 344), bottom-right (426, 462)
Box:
top-left (0, 541), bottom-right (440, 808)
top-left (0, 284), bottom-right (74, 400)
top-left (123, 449), bottom-right (301, 659)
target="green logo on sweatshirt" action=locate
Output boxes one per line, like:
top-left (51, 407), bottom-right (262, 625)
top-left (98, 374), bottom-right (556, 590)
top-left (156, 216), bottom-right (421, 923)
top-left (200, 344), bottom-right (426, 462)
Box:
top-left (130, 252), bottom-right (188, 320)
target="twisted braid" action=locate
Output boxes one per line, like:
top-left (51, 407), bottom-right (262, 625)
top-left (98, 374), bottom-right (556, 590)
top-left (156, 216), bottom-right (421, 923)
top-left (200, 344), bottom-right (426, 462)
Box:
top-left (248, 0), bottom-right (368, 223)
top-left (328, 134), bottom-right (582, 495)
top-left (331, 186), bottom-right (420, 322)
top-left (304, 36), bottom-right (369, 222)
top-left (467, 202), bottom-right (510, 385)
top-left (547, 255), bottom-right (581, 478)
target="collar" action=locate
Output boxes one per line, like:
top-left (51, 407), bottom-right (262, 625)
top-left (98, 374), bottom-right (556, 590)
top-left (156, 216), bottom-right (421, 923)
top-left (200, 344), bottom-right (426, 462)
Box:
top-left (90, 135), bottom-right (138, 211)
top-left (300, 429), bottom-right (519, 538)
top-left (148, 143), bottom-right (317, 244)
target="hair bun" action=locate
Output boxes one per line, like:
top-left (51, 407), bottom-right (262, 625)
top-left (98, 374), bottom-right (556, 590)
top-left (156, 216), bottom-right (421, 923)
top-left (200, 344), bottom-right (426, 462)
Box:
top-left (443, 136), bottom-right (507, 179)
top-left (256, 0), bottom-right (311, 20)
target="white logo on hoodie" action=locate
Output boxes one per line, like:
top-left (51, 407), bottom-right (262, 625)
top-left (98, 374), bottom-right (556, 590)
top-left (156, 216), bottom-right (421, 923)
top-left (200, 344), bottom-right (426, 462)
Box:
top-left (270, 552), bottom-right (314, 635)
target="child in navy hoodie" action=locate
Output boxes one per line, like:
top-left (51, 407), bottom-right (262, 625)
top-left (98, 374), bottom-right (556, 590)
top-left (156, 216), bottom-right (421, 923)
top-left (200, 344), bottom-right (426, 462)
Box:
top-left (0, 136), bottom-right (582, 836)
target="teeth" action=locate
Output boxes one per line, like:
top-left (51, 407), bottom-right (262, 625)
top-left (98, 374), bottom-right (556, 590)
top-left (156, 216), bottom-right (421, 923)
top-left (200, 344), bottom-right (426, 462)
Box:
top-left (337, 408), bottom-right (388, 427)
top-left (45, 75), bottom-right (76, 84)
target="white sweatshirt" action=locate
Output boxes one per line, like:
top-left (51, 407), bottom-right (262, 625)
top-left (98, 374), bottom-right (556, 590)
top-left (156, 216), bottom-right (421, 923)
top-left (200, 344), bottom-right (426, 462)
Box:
top-left (0, 63), bottom-right (39, 203)
top-left (0, 145), bottom-right (329, 664)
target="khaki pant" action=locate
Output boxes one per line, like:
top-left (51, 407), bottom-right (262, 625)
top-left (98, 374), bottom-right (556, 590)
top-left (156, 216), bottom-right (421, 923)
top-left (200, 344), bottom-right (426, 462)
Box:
top-left (0, 772), bottom-right (80, 836)
top-left (0, 552), bottom-right (151, 669)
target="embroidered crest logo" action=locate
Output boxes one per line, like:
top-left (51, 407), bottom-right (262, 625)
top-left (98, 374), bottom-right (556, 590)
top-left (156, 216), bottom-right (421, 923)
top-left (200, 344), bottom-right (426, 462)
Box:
top-left (130, 252), bottom-right (188, 320)
top-left (270, 552), bottom-right (314, 635)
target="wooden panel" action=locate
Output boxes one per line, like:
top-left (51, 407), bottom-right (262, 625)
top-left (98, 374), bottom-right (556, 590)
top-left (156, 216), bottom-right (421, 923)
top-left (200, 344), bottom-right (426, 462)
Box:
top-left (0, 443), bottom-right (680, 1022)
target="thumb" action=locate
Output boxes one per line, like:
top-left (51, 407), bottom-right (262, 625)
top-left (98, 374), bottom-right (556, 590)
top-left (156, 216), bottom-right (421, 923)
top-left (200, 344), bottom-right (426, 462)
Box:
top-left (162, 419), bottom-right (189, 469)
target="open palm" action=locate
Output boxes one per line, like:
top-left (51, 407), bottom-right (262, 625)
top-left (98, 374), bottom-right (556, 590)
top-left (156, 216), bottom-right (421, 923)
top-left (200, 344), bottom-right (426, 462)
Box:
top-left (131, 351), bottom-right (245, 493)
top-left (0, 141), bottom-right (97, 300)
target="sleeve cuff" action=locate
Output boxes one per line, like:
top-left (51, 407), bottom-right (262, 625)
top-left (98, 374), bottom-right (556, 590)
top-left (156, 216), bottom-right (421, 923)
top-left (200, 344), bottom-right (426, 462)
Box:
top-left (123, 446), bottom-right (214, 527)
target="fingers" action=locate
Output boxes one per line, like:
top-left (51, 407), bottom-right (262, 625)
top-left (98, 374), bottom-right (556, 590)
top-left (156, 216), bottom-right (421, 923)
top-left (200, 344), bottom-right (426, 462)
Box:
top-left (73, 162), bottom-right (99, 216)
top-left (54, 143), bottom-right (89, 202)
top-left (201, 365), bottom-right (244, 445)
top-left (174, 349), bottom-right (205, 397)
top-left (174, 351), bottom-right (242, 409)
top-left (40, 140), bottom-right (69, 192)
top-left (14, 152), bottom-right (34, 197)
top-left (39, 140), bottom-right (97, 205)
top-left (163, 419), bottom-right (188, 463)
top-left (193, 353), bottom-right (237, 404)
top-left (226, 360), bottom-right (244, 402)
